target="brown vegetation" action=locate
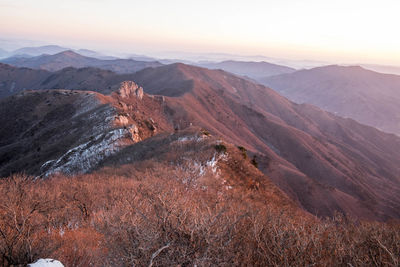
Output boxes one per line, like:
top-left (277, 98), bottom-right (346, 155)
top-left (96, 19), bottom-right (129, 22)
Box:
top-left (0, 171), bottom-right (398, 266)
top-left (2, 63), bottom-right (400, 221)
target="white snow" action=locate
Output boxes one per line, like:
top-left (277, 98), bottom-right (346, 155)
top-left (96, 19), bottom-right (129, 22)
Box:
top-left (40, 160), bottom-right (56, 170)
top-left (177, 136), bottom-right (203, 143)
top-left (206, 154), bottom-right (219, 173)
top-left (28, 258), bottom-right (64, 267)
top-left (43, 128), bottom-right (131, 176)
top-left (178, 151), bottom-right (228, 188)
top-left (206, 152), bottom-right (227, 174)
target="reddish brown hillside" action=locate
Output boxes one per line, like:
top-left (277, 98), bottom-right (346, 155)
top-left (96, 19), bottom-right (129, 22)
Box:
top-left (130, 63), bottom-right (400, 220)
top-left (1, 63), bottom-right (400, 220)
top-left (1, 128), bottom-right (398, 266)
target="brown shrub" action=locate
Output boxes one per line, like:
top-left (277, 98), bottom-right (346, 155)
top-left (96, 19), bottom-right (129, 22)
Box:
top-left (0, 171), bottom-right (399, 266)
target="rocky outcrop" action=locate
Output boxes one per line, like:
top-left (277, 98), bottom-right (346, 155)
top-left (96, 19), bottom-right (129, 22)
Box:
top-left (116, 81), bottom-right (143, 99)
top-left (128, 124), bottom-right (140, 142)
top-left (115, 114), bottom-right (129, 125)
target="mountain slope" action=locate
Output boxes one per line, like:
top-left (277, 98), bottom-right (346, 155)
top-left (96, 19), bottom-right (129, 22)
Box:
top-left (129, 63), bottom-right (400, 220)
top-left (0, 63), bottom-right (50, 98)
top-left (1, 63), bottom-right (400, 220)
top-left (261, 65), bottom-right (400, 135)
top-left (1, 51), bottom-right (163, 74)
top-left (0, 82), bottom-right (171, 177)
top-left (0, 63), bottom-right (145, 98)
top-left (199, 60), bottom-right (295, 80)
top-left (12, 45), bottom-right (69, 56)
top-left (0, 81), bottom-right (299, 212)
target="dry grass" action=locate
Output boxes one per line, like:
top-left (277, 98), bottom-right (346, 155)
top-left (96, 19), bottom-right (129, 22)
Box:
top-left (0, 132), bottom-right (399, 266)
top-left (0, 169), bottom-right (398, 267)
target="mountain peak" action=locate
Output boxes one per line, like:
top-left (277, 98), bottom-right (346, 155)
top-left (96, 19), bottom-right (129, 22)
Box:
top-left (12, 45), bottom-right (69, 56)
top-left (54, 50), bottom-right (85, 58)
top-left (114, 81), bottom-right (144, 99)
top-left (312, 64), bottom-right (368, 73)
top-left (199, 60), bottom-right (296, 80)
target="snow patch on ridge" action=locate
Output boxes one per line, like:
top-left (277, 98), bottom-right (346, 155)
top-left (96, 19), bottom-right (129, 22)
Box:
top-left (177, 135), bottom-right (204, 143)
top-left (206, 154), bottom-right (219, 173)
top-left (41, 128), bottom-right (133, 176)
top-left (28, 258), bottom-right (64, 267)
top-left (179, 152), bottom-right (227, 187)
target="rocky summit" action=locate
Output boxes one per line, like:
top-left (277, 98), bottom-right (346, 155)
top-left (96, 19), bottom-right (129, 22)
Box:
top-left (115, 81), bottom-right (144, 99)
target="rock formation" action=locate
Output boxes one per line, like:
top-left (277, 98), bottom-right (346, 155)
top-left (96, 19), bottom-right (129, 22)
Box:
top-left (115, 81), bottom-right (144, 99)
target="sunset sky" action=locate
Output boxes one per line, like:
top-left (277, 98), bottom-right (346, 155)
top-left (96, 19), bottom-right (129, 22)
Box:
top-left (1, 0), bottom-right (399, 65)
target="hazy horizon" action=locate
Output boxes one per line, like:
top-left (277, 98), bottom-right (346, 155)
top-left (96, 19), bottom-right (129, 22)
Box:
top-left (1, 0), bottom-right (399, 66)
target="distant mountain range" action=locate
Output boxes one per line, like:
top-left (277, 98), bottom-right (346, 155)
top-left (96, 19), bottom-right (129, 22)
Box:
top-left (262, 65), bottom-right (400, 136)
top-left (0, 63), bottom-right (151, 98)
top-left (198, 60), bottom-right (296, 80)
top-left (12, 45), bottom-right (70, 56)
top-left (0, 45), bottom-right (116, 59)
top-left (2, 44), bottom-right (400, 75)
top-left (1, 62), bottom-right (400, 221)
top-left (1, 50), bottom-right (162, 73)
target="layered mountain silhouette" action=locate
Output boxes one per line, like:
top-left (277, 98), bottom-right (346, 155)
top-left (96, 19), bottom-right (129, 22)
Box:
top-left (2, 45), bottom-right (113, 59)
top-left (1, 63), bottom-right (400, 221)
top-left (199, 60), bottom-right (295, 80)
top-left (262, 65), bottom-right (400, 136)
top-left (12, 45), bottom-right (69, 57)
top-left (0, 63), bottom-right (159, 98)
top-left (1, 50), bottom-right (162, 73)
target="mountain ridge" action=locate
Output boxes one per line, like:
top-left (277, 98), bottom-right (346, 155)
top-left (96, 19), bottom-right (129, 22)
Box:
top-left (198, 60), bottom-right (296, 80)
top-left (1, 62), bottom-right (400, 220)
top-left (1, 50), bottom-right (163, 74)
top-left (262, 65), bottom-right (400, 136)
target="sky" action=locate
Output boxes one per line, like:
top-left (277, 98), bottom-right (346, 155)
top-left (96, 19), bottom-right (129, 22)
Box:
top-left (0, 0), bottom-right (399, 65)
